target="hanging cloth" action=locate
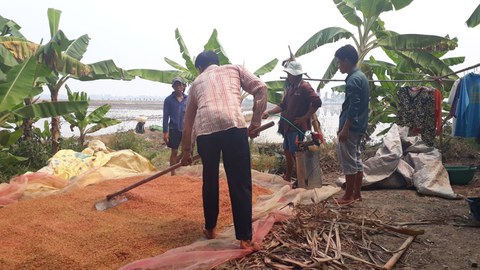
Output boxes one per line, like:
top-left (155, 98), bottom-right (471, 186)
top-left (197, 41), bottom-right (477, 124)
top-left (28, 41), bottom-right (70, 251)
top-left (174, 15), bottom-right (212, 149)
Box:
top-left (397, 86), bottom-right (436, 146)
top-left (454, 72), bottom-right (480, 137)
top-left (433, 88), bottom-right (442, 135)
top-left (447, 79), bottom-right (461, 135)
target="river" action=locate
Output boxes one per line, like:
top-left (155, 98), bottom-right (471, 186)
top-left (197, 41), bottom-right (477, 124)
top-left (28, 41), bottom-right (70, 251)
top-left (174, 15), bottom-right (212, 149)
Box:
top-left (46, 100), bottom-right (384, 144)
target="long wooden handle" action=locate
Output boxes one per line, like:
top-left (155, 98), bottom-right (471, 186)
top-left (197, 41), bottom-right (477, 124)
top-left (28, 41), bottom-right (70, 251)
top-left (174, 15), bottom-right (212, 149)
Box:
top-left (252, 121), bottom-right (274, 133)
top-left (106, 155), bottom-right (200, 200)
top-left (106, 121), bottom-right (274, 200)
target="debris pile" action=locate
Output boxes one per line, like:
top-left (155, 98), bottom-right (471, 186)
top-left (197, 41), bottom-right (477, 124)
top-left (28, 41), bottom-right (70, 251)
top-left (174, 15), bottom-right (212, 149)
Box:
top-left (217, 201), bottom-right (424, 270)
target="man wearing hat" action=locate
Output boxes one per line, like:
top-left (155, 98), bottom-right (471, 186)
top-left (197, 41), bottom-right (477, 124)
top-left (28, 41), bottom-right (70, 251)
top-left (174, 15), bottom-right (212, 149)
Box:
top-left (262, 61), bottom-right (322, 185)
top-left (163, 76), bottom-right (188, 175)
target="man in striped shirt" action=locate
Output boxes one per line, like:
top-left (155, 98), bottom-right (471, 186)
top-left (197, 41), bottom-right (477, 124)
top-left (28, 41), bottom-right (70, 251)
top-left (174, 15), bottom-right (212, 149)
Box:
top-left (180, 51), bottom-right (267, 250)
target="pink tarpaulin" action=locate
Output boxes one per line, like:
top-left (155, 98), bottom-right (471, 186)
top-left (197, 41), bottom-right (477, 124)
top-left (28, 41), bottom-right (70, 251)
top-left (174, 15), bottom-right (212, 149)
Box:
top-left (0, 172), bottom-right (67, 206)
top-left (119, 211), bottom-right (292, 270)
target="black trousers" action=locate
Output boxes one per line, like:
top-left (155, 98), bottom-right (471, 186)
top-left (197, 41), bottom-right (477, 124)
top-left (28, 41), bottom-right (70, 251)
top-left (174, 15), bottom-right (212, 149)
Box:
top-left (196, 127), bottom-right (252, 241)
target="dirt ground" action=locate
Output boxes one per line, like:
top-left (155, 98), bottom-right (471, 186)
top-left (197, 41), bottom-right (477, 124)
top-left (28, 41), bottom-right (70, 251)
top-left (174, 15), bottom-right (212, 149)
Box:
top-left (317, 169), bottom-right (480, 270)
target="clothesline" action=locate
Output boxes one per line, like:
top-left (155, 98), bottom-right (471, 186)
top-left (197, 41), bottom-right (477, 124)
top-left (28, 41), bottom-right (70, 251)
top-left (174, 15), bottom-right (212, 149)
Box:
top-left (280, 77), bottom-right (455, 83)
top-left (279, 62), bottom-right (480, 83)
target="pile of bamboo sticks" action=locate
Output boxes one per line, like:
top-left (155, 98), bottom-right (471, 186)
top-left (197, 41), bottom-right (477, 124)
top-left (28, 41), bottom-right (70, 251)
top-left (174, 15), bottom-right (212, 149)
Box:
top-left (217, 201), bottom-right (424, 270)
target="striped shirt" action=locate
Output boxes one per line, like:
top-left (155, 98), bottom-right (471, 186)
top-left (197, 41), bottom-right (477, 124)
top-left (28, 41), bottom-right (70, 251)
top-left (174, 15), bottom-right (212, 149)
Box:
top-left (185, 64), bottom-right (267, 137)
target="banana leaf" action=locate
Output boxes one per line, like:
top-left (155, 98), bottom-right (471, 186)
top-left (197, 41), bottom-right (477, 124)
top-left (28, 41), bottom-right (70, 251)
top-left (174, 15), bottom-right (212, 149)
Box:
top-left (295, 27), bottom-right (353, 58)
top-left (0, 15), bottom-right (25, 38)
top-left (317, 57), bottom-right (339, 90)
top-left (0, 151), bottom-right (28, 169)
top-left (0, 38), bottom-right (38, 61)
top-left (86, 104), bottom-right (111, 123)
top-left (66, 34), bottom-right (90, 61)
top-left (14, 101), bottom-right (88, 119)
top-left (0, 45), bottom-right (19, 68)
top-left (0, 129), bottom-right (22, 148)
top-left (333, 0), bottom-right (362, 27)
top-left (467, 4), bottom-right (480, 28)
top-left (47, 8), bottom-right (61, 38)
top-left (265, 80), bottom-right (285, 105)
top-left (0, 56), bottom-right (41, 112)
top-left (164, 57), bottom-right (189, 72)
top-left (377, 34), bottom-right (457, 52)
top-left (203, 29), bottom-right (231, 65)
top-left (175, 28), bottom-right (196, 74)
top-left (253, 59), bottom-right (278, 77)
top-left (128, 69), bottom-right (182, 84)
top-left (86, 118), bottom-right (121, 134)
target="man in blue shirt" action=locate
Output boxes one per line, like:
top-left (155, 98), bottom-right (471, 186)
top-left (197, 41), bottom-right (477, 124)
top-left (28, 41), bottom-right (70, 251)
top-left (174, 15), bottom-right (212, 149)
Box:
top-left (335, 45), bottom-right (370, 204)
top-left (163, 77), bottom-right (188, 175)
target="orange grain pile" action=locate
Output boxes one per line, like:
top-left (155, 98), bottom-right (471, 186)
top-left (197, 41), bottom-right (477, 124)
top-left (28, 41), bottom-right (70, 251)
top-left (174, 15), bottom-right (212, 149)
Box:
top-left (0, 174), bottom-right (272, 270)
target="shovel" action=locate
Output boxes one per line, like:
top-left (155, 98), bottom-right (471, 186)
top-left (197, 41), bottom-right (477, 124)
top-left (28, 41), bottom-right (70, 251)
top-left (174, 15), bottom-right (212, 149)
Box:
top-left (94, 121), bottom-right (275, 211)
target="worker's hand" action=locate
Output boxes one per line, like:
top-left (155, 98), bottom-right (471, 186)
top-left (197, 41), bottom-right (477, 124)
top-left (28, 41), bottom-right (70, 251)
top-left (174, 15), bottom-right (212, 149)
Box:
top-left (163, 132), bottom-right (169, 144)
top-left (293, 115), bottom-right (308, 126)
top-left (261, 111), bottom-right (270, 120)
top-left (248, 124), bottom-right (261, 139)
top-left (180, 151), bottom-right (192, 166)
top-left (338, 128), bottom-right (349, 143)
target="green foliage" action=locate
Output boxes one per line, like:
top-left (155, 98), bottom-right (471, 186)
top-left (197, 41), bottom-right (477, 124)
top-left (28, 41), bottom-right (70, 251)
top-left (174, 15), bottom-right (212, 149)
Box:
top-left (295, 0), bottom-right (462, 131)
top-left (128, 28), bottom-right (279, 103)
top-left (33, 120), bottom-right (51, 142)
top-left (1, 138), bottom-right (51, 183)
top-left (62, 86), bottom-right (121, 145)
top-left (467, 4), bottom-right (480, 28)
top-left (9, 138), bottom-right (50, 169)
top-left (59, 136), bottom-right (85, 152)
top-left (107, 131), bottom-right (160, 161)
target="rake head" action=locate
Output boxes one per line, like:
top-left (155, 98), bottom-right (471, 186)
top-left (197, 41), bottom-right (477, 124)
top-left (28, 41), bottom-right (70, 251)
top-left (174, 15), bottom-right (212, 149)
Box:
top-left (94, 195), bottom-right (128, 211)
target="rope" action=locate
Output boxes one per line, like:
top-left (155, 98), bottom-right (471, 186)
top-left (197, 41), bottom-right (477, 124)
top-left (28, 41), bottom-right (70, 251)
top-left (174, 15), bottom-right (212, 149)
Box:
top-left (269, 113), bottom-right (306, 136)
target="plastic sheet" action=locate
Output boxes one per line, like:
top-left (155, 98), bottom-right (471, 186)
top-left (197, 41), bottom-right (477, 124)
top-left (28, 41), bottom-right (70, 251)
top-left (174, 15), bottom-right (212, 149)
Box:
top-left (119, 174), bottom-right (340, 270)
top-left (0, 140), bottom-right (156, 206)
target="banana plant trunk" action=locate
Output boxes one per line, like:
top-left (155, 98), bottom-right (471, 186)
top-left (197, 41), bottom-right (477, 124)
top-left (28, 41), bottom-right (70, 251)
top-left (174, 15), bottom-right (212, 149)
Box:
top-left (49, 86), bottom-right (61, 154)
top-left (21, 98), bottom-right (34, 140)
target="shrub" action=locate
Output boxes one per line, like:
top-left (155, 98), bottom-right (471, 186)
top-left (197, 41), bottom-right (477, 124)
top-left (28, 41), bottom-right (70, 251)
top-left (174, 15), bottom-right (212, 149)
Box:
top-left (108, 131), bottom-right (160, 161)
top-left (1, 139), bottom-right (51, 183)
top-left (60, 136), bottom-right (86, 152)
top-left (9, 139), bottom-right (50, 170)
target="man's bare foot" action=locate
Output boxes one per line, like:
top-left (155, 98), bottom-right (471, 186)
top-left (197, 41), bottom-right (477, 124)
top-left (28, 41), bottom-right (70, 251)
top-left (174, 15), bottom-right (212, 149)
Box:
top-left (203, 228), bottom-right (216, 239)
top-left (240, 240), bottom-right (261, 251)
top-left (335, 196), bottom-right (355, 205)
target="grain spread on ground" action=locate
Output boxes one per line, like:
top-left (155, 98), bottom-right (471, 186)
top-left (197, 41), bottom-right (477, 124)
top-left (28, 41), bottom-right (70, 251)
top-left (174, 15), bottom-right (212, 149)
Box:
top-left (0, 174), bottom-right (272, 270)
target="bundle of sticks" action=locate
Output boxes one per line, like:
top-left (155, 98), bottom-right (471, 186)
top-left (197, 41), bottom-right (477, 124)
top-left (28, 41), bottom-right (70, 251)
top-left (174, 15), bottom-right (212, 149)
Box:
top-left (217, 201), bottom-right (424, 270)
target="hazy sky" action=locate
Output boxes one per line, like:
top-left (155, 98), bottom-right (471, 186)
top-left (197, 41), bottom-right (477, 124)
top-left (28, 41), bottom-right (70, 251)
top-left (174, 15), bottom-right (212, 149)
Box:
top-left (3, 0), bottom-right (480, 98)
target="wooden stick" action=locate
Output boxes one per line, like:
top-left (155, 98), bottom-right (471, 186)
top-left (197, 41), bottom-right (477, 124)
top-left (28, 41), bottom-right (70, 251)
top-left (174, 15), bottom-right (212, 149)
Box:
top-left (341, 252), bottom-right (385, 270)
top-left (383, 236), bottom-right (416, 270)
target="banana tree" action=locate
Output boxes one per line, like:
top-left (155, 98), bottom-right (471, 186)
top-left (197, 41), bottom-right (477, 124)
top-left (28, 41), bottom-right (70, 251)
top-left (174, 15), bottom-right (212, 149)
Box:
top-left (42, 8), bottom-right (133, 153)
top-left (0, 56), bottom-right (88, 170)
top-left (129, 28), bottom-right (279, 103)
top-left (0, 8), bottom-right (133, 154)
top-left (62, 86), bottom-right (121, 145)
top-left (295, 0), bottom-right (461, 131)
top-left (467, 4), bottom-right (480, 28)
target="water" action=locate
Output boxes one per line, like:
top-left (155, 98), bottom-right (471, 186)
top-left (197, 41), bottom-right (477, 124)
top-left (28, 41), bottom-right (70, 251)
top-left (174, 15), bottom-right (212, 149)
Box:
top-left (37, 101), bottom-right (385, 144)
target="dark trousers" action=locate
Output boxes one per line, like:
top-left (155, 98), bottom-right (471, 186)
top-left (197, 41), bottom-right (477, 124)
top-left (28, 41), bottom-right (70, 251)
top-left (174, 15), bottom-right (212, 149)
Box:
top-left (196, 127), bottom-right (253, 241)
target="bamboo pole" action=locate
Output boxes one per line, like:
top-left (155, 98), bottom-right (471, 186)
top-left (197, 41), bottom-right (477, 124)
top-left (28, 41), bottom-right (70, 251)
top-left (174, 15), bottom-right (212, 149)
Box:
top-left (383, 236), bottom-right (416, 270)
